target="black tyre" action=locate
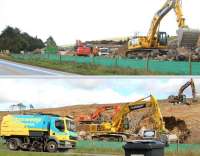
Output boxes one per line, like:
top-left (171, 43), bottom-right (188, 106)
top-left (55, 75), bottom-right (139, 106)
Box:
top-left (7, 138), bottom-right (19, 151)
top-left (46, 141), bottom-right (58, 153)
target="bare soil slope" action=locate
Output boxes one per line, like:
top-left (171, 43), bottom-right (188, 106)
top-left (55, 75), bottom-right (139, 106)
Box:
top-left (0, 100), bottom-right (199, 143)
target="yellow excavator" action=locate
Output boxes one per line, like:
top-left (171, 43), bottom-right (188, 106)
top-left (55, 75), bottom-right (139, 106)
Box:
top-left (168, 78), bottom-right (197, 105)
top-left (126, 0), bottom-right (200, 58)
top-left (85, 95), bottom-right (176, 143)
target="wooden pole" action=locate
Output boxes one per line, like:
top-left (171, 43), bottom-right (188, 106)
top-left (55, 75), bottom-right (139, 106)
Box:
top-left (90, 54), bottom-right (95, 65)
top-left (115, 56), bottom-right (118, 67)
top-left (146, 54), bottom-right (150, 72)
top-left (189, 54), bottom-right (192, 75)
top-left (93, 55), bottom-right (95, 64)
top-left (177, 138), bottom-right (179, 153)
top-left (59, 54), bottom-right (62, 64)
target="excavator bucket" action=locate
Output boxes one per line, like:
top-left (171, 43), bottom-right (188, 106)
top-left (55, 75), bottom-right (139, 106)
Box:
top-left (177, 28), bottom-right (200, 48)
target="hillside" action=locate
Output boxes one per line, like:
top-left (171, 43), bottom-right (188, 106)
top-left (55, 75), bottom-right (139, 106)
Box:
top-left (0, 100), bottom-right (200, 143)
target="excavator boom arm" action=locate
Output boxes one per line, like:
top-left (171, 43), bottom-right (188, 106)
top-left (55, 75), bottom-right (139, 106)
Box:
top-left (178, 79), bottom-right (196, 100)
top-left (174, 0), bottom-right (187, 28)
top-left (147, 0), bottom-right (175, 43)
top-left (147, 0), bottom-right (187, 44)
top-left (91, 106), bottom-right (116, 119)
top-left (149, 96), bottom-right (166, 132)
top-left (110, 95), bottom-right (166, 133)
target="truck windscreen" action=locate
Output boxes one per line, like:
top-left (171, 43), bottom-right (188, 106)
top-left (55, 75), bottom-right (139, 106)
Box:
top-left (66, 120), bottom-right (76, 132)
top-left (55, 120), bottom-right (65, 132)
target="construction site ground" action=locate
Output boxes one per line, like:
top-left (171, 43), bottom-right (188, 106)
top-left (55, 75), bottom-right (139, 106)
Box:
top-left (0, 100), bottom-right (200, 144)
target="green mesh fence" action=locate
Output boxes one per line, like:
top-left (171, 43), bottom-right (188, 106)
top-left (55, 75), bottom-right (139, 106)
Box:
top-left (0, 138), bottom-right (199, 152)
top-left (77, 140), bottom-right (124, 151)
top-left (11, 54), bottom-right (200, 75)
top-left (76, 141), bottom-right (200, 152)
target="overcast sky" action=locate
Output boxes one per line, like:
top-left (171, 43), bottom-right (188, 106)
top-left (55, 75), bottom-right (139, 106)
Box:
top-left (0, 0), bottom-right (199, 45)
top-left (0, 78), bottom-right (199, 111)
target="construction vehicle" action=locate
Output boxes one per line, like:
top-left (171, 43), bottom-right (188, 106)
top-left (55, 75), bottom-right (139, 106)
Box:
top-left (126, 0), bottom-right (200, 59)
top-left (0, 113), bottom-right (78, 152)
top-left (98, 48), bottom-right (111, 56)
top-left (77, 105), bottom-right (121, 124)
top-left (75, 40), bottom-right (98, 56)
top-left (168, 78), bottom-right (197, 105)
top-left (81, 95), bottom-right (176, 144)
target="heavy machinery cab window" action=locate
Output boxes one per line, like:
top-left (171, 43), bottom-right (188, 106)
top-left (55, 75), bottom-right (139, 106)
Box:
top-left (66, 120), bottom-right (76, 132)
top-left (130, 37), bottom-right (139, 45)
top-left (100, 48), bottom-right (109, 53)
top-left (158, 32), bottom-right (167, 45)
top-left (55, 120), bottom-right (65, 132)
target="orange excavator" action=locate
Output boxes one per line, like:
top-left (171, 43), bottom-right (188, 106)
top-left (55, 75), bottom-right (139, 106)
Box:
top-left (77, 105), bottom-right (121, 124)
top-left (168, 78), bottom-right (197, 105)
top-left (75, 40), bottom-right (99, 56)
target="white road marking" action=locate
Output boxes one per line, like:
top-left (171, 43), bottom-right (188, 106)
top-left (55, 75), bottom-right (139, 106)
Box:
top-left (0, 59), bottom-right (72, 76)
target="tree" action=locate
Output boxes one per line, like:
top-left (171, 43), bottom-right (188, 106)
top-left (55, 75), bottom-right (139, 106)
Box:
top-left (45, 36), bottom-right (58, 53)
top-left (46, 36), bottom-right (57, 47)
top-left (29, 104), bottom-right (34, 109)
top-left (0, 26), bottom-right (45, 53)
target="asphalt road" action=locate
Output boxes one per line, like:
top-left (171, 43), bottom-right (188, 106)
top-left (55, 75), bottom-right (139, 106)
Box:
top-left (0, 59), bottom-right (77, 76)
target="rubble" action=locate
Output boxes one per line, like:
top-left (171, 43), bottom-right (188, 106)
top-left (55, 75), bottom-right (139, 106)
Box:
top-left (164, 116), bottom-right (191, 143)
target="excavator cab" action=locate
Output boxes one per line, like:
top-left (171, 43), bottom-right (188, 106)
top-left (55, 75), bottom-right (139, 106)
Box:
top-left (179, 94), bottom-right (187, 104)
top-left (123, 117), bottom-right (130, 130)
top-left (158, 32), bottom-right (168, 46)
top-left (129, 36), bottom-right (139, 47)
top-left (168, 79), bottom-right (196, 105)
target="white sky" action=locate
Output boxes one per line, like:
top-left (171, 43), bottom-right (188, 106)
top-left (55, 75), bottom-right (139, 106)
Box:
top-left (0, 78), bottom-right (199, 111)
top-left (0, 0), bottom-right (199, 45)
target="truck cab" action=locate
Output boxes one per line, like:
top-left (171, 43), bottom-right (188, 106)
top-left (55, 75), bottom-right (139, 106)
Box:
top-left (98, 48), bottom-right (110, 56)
top-left (49, 116), bottom-right (77, 150)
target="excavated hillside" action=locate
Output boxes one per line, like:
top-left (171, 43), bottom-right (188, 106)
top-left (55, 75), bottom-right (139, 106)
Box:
top-left (0, 100), bottom-right (199, 143)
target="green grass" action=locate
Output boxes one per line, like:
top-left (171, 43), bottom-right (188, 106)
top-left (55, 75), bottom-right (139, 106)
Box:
top-left (0, 143), bottom-right (199, 156)
top-left (74, 147), bottom-right (123, 155)
top-left (166, 151), bottom-right (200, 156)
top-left (0, 150), bottom-right (199, 156)
top-left (0, 151), bottom-right (79, 156)
top-left (0, 55), bottom-right (172, 75)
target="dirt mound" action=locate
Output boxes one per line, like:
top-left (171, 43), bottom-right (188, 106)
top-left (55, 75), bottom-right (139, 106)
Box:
top-left (1, 100), bottom-right (200, 143)
top-left (164, 116), bottom-right (191, 143)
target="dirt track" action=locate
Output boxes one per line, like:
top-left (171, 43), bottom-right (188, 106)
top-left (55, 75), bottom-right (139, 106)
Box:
top-left (0, 100), bottom-right (200, 143)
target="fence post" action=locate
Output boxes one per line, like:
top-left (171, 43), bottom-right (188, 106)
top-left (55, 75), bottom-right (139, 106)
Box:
top-left (59, 54), bottom-right (62, 64)
top-left (90, 55), bottom-right (94, 65)
top-left (115, 56), bottom-right (118, 67)
top-left (146, 55), bottom-right (150, 72)
top-left (93, 56), bottom-right (95, 64)
top-left (176, 139), bottom-right (179, 152)
top-left (189, 54), bottom-right (192, 75)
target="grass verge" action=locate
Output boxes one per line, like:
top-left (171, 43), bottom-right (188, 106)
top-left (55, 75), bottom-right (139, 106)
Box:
top-left (0, 55), bottom-right (173, 75)
top-left (0, 143), bottom-right (199, 156)
top-left (0, 150), bottom-right (199, 156)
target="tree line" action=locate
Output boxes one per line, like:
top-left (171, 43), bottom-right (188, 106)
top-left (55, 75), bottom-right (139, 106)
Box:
top-left (0, 26), bottom-right (45, 53)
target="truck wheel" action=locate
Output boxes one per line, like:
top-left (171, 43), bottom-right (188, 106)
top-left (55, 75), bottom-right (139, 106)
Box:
top-left (7, 138), bottom-right (19, 151)
top-left (47, 141), bottom-right (58, 152)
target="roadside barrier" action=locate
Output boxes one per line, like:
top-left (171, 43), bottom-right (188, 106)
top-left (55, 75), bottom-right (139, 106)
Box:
top-left (76, 140), bottom-right (200, 152)
top-left (11, 54), bottom-right (200, 75)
